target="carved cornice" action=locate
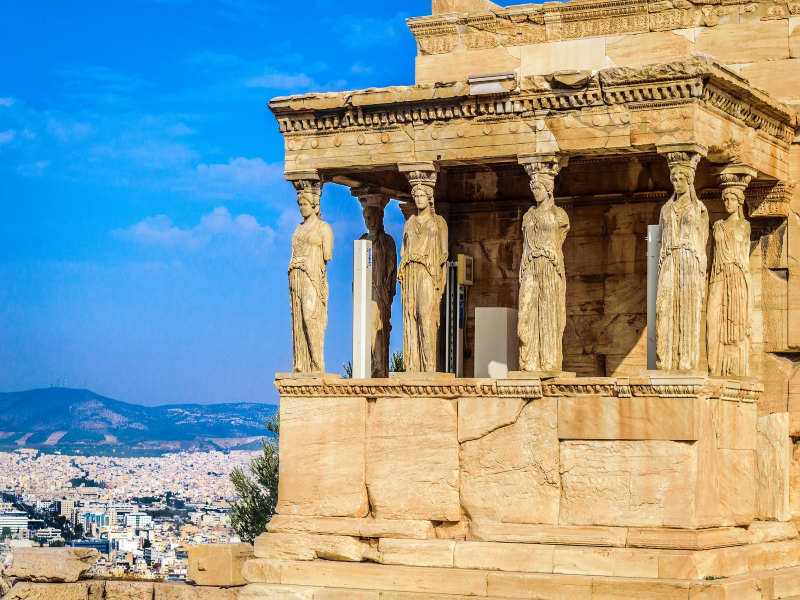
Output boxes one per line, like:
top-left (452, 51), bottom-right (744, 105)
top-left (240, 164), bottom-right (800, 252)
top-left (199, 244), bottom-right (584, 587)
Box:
top-left (269, 56), bottom-right (795, 148)
top-left (274, 376), bottom-right (762, 401)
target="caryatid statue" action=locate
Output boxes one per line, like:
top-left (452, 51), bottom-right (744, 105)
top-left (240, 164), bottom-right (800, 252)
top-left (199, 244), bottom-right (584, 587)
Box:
top-left (655, 144), bottom-right (709, 371)
top-left (354, 188), bottom-right (397, 378)
top-left (397, 166), bottom-right (448, 373)
top-left (707, 166), bottom-right (755, 377)
top-left (287, 175), bottom-right (333, 373)
top-left (517, 153), bottom-right (570, 372)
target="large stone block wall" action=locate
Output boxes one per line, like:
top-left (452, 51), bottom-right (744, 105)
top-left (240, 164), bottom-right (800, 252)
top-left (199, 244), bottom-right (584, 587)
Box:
top-left (274, 377), bottom-right (776, 530)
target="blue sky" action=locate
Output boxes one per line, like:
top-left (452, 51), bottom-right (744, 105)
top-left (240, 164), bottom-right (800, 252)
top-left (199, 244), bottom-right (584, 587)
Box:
top-left (0, 0), bottom-right (431, 405)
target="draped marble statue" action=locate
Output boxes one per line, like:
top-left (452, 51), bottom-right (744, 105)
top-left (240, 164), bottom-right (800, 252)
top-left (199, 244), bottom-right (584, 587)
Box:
top-left (707, 171), bottom-right (753, 377)
top-left (356, 191), bottom-right (397, 378)
top-left (288, 178), bottom-right (333, 373)
top-left (397, 169), bottom-right (448, 372)
top-left (518, 155), bottom-right (570, 372)
top-left (656, 148), bottom-right (708, 371)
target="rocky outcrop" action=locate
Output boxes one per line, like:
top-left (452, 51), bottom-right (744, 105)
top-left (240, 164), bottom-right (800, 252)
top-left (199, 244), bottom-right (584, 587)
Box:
top-left (6, 548), bottom-right (98, 584)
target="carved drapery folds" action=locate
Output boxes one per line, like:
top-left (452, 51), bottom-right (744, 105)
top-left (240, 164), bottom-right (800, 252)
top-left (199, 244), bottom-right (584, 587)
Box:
top-left (353, 187), bottom-right (398, 378)
top-left (655, 143), bottom-right (709, 372)
top-left (517, 153), bottom-right (570, 373)
top-left (287, 171), bottom-right (334, 373)
top-left (397, 163), bottom-right (448, 373)
top-left (707, 165), bottom-right (756, 377)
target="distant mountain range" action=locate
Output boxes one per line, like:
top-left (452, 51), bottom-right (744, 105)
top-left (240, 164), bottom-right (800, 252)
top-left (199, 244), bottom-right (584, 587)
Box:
top-left (0, 388), bottom-right (277, 455)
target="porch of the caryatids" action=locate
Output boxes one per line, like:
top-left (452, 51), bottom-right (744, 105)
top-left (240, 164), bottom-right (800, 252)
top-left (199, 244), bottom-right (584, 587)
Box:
top-left (654, 143), bottom-right (709, 372)
top-left (516, 152), bottom-right (570, 374)
top-left (286, 170), bottom-right (333, 374)
top-left (397, 162), bottom-right (448, 373)
top-left (352, 187), bottom-right (397, 378)
top-left (707, 164), bottom-right (756, 377)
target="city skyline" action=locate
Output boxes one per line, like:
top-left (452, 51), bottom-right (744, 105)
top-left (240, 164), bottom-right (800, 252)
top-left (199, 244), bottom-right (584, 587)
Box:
top-left (0, 0), bottom-right (425, 406)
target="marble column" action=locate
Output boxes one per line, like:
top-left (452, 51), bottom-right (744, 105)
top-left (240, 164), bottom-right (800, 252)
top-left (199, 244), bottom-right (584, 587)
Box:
top-left (707, 164), bottom-right (757, 377)
top-left (516, 152), bottom-right (570, 373)
top-left (654, 143), bottom-right (709, 372)
top-left (352, 187), bottom-right (397, 378)
top-left (397, 162), bottom-right (448, 373)
top-left (286, 170), bottom-right (334, 373)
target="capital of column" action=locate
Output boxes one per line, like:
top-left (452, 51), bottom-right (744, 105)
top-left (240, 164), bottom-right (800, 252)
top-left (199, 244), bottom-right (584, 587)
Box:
top-left (351, 186), bottom-right (390, 210)
top-left (286, 169), bottom-right (322, 196)
top-left (710, 164), bottom-right (758, 192)
top-left (656, 142), bottom-right (708, 174)
top-left (398, 162), bottom-right (438, 189)
top-left (518, 152), bottom-right (568, 188)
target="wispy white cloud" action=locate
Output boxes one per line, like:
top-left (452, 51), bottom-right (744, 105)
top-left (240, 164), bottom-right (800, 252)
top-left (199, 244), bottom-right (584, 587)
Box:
top-left (0, 130), bottom-right (15, 145)
top-left (0, 98), bottom-right (14, 107)
top-left (177, 157), bottom-right (286, 202)
top-left (350, 63), bottom-right (373, 75)
top-left (114, 206), bottom-right (275, 254)
top-left (17, 160), bottom-right (50, 177)
top-left (245, 69), bottom-right (316, 90)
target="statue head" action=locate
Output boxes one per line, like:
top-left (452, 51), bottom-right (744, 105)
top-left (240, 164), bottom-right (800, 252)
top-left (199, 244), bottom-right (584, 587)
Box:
top-left (362, 205), bottom-right (384, 233)
top-left (530, 176), bottom-right (554, 205)
top-left (722, 187), bottom-right (745, 218)
top-left (670, 167), bottom-right (693, 196)
top-left (294, 180), bottom-right (322, 219)
top-left (412, 184), bottom-right (434, 213)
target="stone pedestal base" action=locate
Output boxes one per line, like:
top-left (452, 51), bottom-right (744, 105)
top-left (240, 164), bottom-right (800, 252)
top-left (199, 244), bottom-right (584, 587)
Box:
top-left (240, 558), bottom-right (800, 599)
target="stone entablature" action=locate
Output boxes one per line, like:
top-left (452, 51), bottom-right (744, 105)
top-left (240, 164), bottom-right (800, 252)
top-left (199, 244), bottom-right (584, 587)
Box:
top-left (269, 55), bottom-right (795, 181)
top-left (407, 0), bottom-right (800, 52)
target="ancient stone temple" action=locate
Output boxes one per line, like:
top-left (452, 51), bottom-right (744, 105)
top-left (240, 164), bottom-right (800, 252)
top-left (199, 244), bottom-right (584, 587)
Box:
top-left (242, 0), bottom-right (800, 597)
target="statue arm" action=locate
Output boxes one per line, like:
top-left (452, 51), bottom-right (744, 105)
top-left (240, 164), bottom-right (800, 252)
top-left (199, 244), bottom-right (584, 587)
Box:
top-left (322, 222), bottom-right (334, 262)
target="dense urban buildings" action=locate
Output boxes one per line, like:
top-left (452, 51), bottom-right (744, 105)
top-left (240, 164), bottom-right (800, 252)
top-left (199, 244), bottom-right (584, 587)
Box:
top-left (0, 449), bottom-right (258, 580)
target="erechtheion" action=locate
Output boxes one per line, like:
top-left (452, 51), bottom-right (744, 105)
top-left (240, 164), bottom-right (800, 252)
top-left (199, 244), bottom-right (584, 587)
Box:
top-left (242, 0), bottom-right (800, 597)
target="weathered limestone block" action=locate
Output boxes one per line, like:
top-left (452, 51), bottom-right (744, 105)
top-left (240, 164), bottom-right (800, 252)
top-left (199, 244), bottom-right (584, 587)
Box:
top-left (454, 541), bottom-right (554, 573)
top-left (254, 532), bottom-right (374, 562)
top-left (468, 522), bottom-right (628, 547)
top-left (756, 412), bottom-right (791, 521)
top-left (366, 397), bottom-right (459, 521)
top-left (277, 561), bottom-right (487, 596)
top-left (658, 547), bottom-right (749, 579)
top-left (457, 397), bottom-right (525, 443)
top-left (746, 540), bottom-right (800, 572)
top-left (105, 581), bottom-right (155, 600)
top-left (718, 448), bottom-right (755, 526)
top-left (559, 440), bottom-right (696, 527)
top-left (153, 584), bottom-right (240, 600)
top-left (188, 543), bottom-right (253, 587)
top-left (2, 582), bottom-right (99, 600)
top-left (277, 396), bottom-right (369, 517)
top-left (460, 399), bottom-right (559, 524)
top-left (238, 584), bottom-right (321, 600)
top-left (377, 539), bottom-right (455, 568)
top-left (747, 521), bottom-right (799, 544)
top-left (791, 440), bottom-right (800, 519)
top-left (627, 527), bottom-right (748, 550)
top-left (487, 571), bottom-right (593, 600)
top-left (267, 515), bottom-right (435, 539)
top-left (553, 546), bottom-right (659, 578)
top-left (241, 558), bottom-right (281, 584)
top-left (719, 401), bottom-right (757, 450)
top-left (7, 548), bottom-right (98, 583)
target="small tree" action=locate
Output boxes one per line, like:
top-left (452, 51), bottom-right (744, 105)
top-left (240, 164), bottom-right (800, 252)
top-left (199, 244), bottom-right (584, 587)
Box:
top-left (390, 350), bottom-right (404, 372)
top-left (229, 414), bottom-right (279, 544)
top-left (1, 527), bottom-right (11, 539)
top-left (342, 361), bottom-right (353, 378)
